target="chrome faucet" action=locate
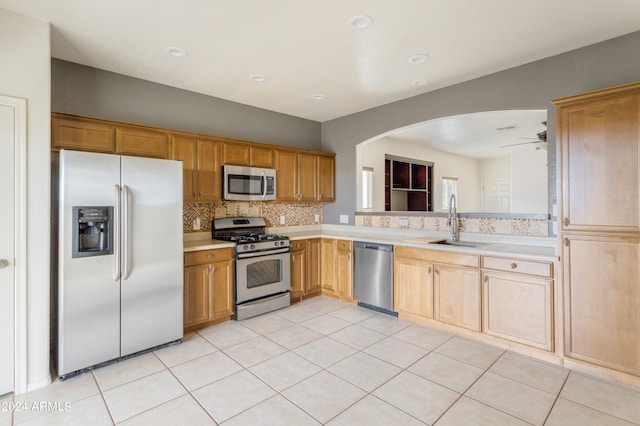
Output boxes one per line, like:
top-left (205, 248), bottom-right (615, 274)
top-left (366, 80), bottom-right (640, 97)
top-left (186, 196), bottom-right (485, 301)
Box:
top-left (447, 194), bottom-right (459, 241)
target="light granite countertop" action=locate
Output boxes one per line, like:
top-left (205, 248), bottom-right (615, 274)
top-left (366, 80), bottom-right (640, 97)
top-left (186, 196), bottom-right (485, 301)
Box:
top-left (184, 225), bottom-right (559, 261)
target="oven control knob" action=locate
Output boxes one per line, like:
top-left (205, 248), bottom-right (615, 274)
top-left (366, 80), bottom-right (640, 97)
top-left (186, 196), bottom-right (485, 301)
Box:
top-left (280, 241), bottom-right (285, 246)
top-left (243, 245), bottom-right (249, 251)
top-left (250, 244), bottom-right (255, 250)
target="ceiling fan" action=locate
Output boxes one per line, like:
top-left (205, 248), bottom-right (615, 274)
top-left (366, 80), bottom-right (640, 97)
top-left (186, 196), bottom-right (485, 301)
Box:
top-left (499, 122), bottom-right (547, 149)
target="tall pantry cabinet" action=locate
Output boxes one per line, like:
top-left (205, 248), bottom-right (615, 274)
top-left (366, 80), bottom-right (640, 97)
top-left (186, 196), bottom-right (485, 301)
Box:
top-left (554, 82), bottom-right (640, 377)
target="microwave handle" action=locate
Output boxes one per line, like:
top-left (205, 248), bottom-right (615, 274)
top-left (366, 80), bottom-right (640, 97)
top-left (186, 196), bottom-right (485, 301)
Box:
top-left (261, 171), bottom-right (267, 199)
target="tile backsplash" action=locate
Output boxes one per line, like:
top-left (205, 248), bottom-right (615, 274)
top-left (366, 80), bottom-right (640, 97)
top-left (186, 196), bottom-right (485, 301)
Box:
top-left (355, 213), bottom-right (549, 237)
top-left (183, 201), bottom-right (323, 232)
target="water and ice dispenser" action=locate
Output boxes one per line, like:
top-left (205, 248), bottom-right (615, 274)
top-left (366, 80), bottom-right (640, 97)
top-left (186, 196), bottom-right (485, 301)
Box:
top-left (72, 206), bottom-right (113, 258)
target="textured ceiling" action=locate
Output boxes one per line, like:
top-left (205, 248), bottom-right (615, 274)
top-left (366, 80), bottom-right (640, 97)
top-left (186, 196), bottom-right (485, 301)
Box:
top-left (1, 0), bottom-right (640, 122)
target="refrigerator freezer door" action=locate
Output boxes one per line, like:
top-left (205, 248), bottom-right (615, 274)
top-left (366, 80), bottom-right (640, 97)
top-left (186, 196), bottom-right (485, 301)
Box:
top-left (120, 156), bottom-right (183, 356)
top-left (58, 150), bottom-right (122, 375)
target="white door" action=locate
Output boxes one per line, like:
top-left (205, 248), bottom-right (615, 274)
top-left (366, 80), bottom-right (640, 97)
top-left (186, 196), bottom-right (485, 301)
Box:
top-left (0, 103), bottom-right (16, 395)
top-left (482, 178), bottom-right (511, 213)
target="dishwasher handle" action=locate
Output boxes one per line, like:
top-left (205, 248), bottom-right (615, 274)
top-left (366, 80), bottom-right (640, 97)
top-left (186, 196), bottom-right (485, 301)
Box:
top-left (353, 241), bottom-right (393, 252)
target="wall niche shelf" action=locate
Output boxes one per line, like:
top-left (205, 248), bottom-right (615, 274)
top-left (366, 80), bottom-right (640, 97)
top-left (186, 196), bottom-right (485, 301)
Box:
top-left (385, 155), bottom-right (433, 212)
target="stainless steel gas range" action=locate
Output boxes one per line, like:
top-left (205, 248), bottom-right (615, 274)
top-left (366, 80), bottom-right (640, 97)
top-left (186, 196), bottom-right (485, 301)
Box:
top-left (212, 217), bottom-right (291, 320)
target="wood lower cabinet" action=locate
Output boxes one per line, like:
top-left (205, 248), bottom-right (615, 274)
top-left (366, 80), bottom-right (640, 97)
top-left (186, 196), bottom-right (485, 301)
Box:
top-left (172, 136), bottom-right (221, 202)
top-left (320, 238), bottom-right (336, 294)
top-left (482, 271), bottom-right (553, 351)
top-left (394, 256), bottom-right (434, 320)
top-left (183, 248), bottom-right (234, 331)
top-left (335, 240), bottom-right (353, 301)
top-left (290, 239), bottom-right (322, 302)
top-left (434, 265), bottom-right (481, 331)
top-left (563, 234), bottom-right (640, 375)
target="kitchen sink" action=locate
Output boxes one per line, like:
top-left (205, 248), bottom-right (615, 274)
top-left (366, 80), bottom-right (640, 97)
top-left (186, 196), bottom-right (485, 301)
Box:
top-left (435, 240), bottom-right (490, 248)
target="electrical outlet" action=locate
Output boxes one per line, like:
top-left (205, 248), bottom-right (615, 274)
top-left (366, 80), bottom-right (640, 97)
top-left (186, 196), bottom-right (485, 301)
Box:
top-left (340, 214), bottom-right (349, 224)
top-left (314, 214), bottom-right (320, 223)
top-left (399, 218), bottom-right (409, 227)
top-left (193, 217), bottom-right (200, 230)
top-left (280, 215), bottom-right (285, 225)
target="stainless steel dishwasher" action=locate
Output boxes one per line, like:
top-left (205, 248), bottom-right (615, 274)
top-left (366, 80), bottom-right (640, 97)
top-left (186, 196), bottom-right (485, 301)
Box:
top-left (353, 241), bottom-right (395, 315)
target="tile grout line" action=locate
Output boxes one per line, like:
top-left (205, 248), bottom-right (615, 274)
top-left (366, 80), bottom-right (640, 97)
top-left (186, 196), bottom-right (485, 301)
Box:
top-left (540, 370), bottom-right (572, 425)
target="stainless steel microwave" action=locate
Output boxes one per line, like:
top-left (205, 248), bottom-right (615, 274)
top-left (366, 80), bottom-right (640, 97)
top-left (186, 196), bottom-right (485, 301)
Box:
top-left (223, 165), bottom-right (276, 201)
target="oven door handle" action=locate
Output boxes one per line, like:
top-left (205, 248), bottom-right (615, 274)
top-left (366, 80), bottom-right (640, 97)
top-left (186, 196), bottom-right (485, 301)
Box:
top-left (236, 247), bottom-right (291, 259)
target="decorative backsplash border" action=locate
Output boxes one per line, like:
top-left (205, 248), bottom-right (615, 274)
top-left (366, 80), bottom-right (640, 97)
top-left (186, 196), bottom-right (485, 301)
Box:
top-left (355, 213), bottom-right (549, 237)
top-left (183, 201), bottom-right (323, 232)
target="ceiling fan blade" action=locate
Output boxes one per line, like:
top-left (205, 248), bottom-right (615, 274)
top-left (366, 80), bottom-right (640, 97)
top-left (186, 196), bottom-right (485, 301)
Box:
top-left (499, 140), bottom-right (544, 148)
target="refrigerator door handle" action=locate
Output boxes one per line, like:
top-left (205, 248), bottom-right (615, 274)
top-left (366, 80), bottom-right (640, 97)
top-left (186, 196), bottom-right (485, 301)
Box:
top-left (123, 184), bottom-right (132, 280)
top-left (114, 184), bottom-right (121, 281)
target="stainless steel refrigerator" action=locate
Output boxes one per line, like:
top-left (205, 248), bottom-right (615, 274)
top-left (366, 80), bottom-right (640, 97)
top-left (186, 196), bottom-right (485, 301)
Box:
top-left (57, 149), bottom-right (183, 378)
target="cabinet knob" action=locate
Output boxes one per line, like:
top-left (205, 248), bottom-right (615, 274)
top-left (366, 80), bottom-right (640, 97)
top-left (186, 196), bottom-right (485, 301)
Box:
top-left (207, 253), bottom-right (214, 258)
top-left (510, 263), bottom-right (518, 269)
top-left (427, 267), bottom-right (432, 274)
top-left (0, 259), bottom-right (9, 269)
top-left (564, 217), bottom-right (569, 226)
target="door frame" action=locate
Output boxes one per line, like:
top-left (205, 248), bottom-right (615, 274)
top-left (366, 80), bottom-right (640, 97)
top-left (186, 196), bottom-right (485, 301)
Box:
top-left (0, 95), bottom-right (28, 394)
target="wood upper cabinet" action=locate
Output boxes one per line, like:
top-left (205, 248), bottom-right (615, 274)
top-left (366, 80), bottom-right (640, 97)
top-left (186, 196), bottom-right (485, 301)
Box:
top-left (335, 240), bottom-right (353, 300)
top-left (171, 136), bottom-right (221, 202)
top-left (115, 126), bottom-right (170, 159)
top-left (275, 149), bottom-right (334, 202)
top-left (317, 154), bottom-right (336, 202)
top-left (223, 141), bottom-right (274, 167)
top-left (394, 255), bottom-right (434, 320)
top-left (297, 153), bottom-right (318, 201)
top-left (434, 265), bottom-right (481, 331)
top-left (555, 84), bottom-right (640, 233)
top-left (52, 114), bottom-right (115, 153)
top-left (563, 234), bottom-right (640, 375)
top-left (183, 248), bottom-right (234, 331)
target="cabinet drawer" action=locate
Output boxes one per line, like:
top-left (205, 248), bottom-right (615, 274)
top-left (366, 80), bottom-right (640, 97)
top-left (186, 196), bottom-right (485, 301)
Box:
top-left (336, 240), bottom-right (352, 251)
top-left (482, 256), bottom-right (552, 278)
top-left (290, 240), bottom-right (307, 252)
top-left (184, 247), bottom-right (234, 266)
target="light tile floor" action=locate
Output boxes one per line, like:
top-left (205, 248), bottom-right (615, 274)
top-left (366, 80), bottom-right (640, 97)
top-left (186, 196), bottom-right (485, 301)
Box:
top-left (2, 296), bottom-right (640, 425)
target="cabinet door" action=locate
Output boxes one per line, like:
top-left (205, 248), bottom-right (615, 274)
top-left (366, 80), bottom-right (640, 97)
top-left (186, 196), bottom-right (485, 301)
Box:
top-left (483, 272), bottom-right (553, 351)
top-left (290, 245), bottom-right (307, 296)
top-left (210, 261), bottom-right (234, 319)
top-left (306, 239), bottom-right (322, 294)
top-left (222, 141), bottom-right (251, 165)
top-left (275, 150), bottom-right (298, 201)
top-left (298, 153), bottom-right (318, 201)
top-left (319, 239), bottom-right (336, 293)
top-left (434, 265), bottom-right (481, 331)
top-left (564, 234), bottom-right (640, 374)
top-left (197, 140), bottom-right (222, 201)
top-left (184, 264), bottom-right (209, 327)
top-left (171, 136), bottom-right (197, 202)
top-left (52, 116), bottom-right (115, 153)
top-left (394, 257), bottom-right (433, 320)
top-left (115, 126), bottom-right (170, 159)
top-left (559, 91), bottom-right (640, 233)
top-left (336, 241), bottom-right (353, 299)
top-left (250, 146), bottom-right (274, 168)
top-left (317, 155), bottom-right (335, 202)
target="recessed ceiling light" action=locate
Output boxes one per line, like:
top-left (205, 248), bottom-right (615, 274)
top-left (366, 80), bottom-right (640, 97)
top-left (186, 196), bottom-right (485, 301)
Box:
top-left (165, 47), bottom-right (187, 57)
top-left (250, 74), bottom-right (266, 82)
top-left (412, 79), bottom-right (428, 86)
top-left (409, 54), bottom-right (430, 64)
top-left (311, 94), bottom-right (325, 100)
top-left (348, 15), bottom-right (373, 29)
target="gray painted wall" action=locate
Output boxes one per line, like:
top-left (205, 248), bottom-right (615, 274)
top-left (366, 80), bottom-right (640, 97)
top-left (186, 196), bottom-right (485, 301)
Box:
top-left (321, 31), bottom-right (640, 225)
top-left (52, 59), bottom-right (321, 150)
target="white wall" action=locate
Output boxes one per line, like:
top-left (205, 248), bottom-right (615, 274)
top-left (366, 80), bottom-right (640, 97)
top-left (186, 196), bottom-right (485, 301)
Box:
top-left (511, 146), bottom-right (548, 213)
top-left (479, 156), bottom-right (510, 181)
top-left (360, 137), bottom-right (481, 211)
top-left (0, 8), bottom-right (51, 391)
